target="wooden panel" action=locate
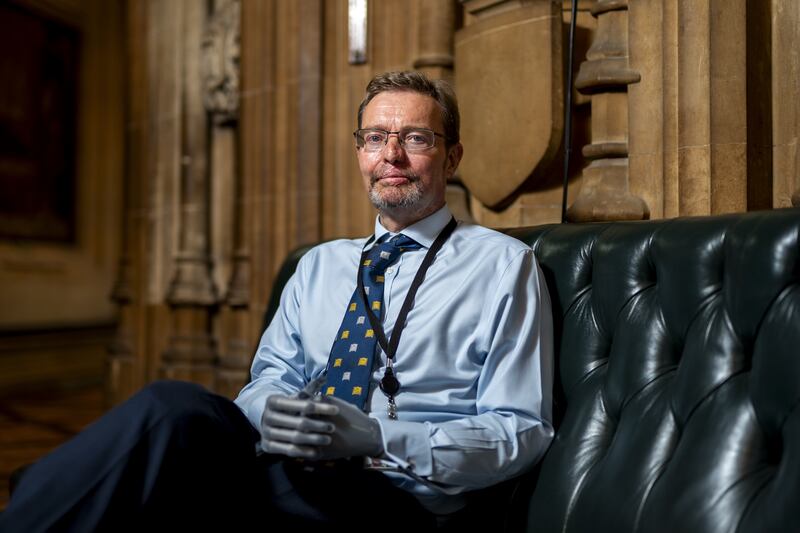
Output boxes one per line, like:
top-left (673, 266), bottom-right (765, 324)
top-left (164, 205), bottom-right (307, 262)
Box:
top-left (0, 0), bottom-right (123, 328)
top-left (771, 0), bottom-right (800, 207)
top-left (0, 325), bottom-right (113, 393)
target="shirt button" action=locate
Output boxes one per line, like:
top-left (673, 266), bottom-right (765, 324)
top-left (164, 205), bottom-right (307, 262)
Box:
top-left (385, 267), bottom-right (394, 274)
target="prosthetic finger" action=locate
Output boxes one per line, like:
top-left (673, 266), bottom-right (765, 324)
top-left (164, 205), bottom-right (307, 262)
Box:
top-left (267, 395), bottom-right (339, 417)
top-left (262, 425), bottom-right (332, 447)
top-left (261, 438), bottom-right (321, 459)
top-left (262, 410), bottom-right (335, 434)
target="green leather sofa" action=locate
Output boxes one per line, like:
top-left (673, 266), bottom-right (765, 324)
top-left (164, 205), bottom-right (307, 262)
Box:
top-left (264, 207), bottom-right (800, 532)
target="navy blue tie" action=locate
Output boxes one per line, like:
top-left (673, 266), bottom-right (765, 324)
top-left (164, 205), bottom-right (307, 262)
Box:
top-left (323, 234), bottom-right (422, 410)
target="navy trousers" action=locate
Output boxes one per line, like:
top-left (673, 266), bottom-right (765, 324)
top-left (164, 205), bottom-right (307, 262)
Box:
top-left (0, 381), bottom-right (436, 532)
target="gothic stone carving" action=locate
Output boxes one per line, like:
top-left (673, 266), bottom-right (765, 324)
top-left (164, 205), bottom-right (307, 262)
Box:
top-left (202, 0), bottom-right (240, 123)
top-left (455, 1), bottom-right (563, 209)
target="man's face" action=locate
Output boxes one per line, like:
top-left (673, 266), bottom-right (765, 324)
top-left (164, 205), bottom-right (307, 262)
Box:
top-left (356, 91), bottom-right (462, 221)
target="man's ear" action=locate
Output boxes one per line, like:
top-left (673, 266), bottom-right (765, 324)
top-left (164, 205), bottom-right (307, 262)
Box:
top-left (444, 143), bottom-right (464, 178)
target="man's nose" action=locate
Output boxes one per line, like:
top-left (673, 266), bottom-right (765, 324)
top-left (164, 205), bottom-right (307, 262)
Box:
top-left (382, 135), bottom-right (405, 162)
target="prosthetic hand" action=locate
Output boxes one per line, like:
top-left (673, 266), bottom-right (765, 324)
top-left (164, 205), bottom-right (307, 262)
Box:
top-left (260, 394), bottom-right (337, 459)
top-left (260, 394), bottom-right (384, 460)
top-left (313, 396), bottom-right (384, 460)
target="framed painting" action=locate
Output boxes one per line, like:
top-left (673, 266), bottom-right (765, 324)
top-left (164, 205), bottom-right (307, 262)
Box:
top-left (0, 1), bottom-right (80, 242)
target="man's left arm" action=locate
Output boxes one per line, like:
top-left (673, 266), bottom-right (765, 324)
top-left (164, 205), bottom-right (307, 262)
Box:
top-left (377, 248), bottom-right (555, 491)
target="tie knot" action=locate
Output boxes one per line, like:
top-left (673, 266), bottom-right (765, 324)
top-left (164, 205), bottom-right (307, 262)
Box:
top-left (366, 234), bottom-right (420, 274)
top-left (388, 234), bottom-right (421, 250)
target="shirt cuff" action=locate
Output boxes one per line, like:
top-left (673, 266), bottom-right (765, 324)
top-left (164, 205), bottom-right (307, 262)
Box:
top-left (373, 418), bottom-right (433, 476)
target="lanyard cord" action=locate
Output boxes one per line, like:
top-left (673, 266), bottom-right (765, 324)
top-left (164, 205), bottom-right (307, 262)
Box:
top-left (356, 216), bottom-right (457, 364)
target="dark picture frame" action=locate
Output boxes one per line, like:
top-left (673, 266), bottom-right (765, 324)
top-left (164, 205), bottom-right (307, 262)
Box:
top-left (0, 1), bottom-right (81, 243)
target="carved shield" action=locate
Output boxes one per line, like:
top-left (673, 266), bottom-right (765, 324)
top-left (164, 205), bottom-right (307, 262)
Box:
top-left (454, 3), bottom-right (563, 209)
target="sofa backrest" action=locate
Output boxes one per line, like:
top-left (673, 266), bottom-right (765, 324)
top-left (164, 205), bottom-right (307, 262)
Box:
top-left (508, 207), bottom-right (800, 532)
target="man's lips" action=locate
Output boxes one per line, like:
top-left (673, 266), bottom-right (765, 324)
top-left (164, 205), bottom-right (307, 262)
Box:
top-left (373, 172), bottom-right (415, 186)
top-left (377, 176), bottom-right (410, 186)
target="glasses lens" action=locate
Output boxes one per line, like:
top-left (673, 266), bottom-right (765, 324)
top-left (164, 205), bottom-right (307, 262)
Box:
top-left (400, 129), bottom-right (435, 151)
top-left (357, 129), bottom-right (388, 151)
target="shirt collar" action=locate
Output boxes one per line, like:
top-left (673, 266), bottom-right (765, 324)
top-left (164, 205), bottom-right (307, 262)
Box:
top-left (373, 205), bottom-right (453, 249)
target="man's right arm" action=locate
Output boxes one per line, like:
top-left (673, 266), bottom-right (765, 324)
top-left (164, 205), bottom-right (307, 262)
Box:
top-left (234, 257), bottom-right (310, 427)
top-left (234, 249), bottom-right (392, 462)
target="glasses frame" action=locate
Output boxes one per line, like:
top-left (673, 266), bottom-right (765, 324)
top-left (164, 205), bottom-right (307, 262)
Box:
top-left (353, 128), bottom-right (448, 152)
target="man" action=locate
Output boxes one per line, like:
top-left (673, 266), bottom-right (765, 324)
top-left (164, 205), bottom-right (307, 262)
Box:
top-left (0, 71), bottom-right (553, 531)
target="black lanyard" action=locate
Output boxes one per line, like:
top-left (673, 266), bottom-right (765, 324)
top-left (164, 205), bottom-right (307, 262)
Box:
top-left (357, 216), bottom-right (457, 401)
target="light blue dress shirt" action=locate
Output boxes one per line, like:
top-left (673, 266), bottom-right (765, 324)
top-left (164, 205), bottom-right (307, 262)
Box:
top-left (235, 205), bottom-right (554, 514)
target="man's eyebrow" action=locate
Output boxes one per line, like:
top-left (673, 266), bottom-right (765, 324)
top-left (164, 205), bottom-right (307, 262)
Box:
top-left (362, 124), bottom-right (432, 130)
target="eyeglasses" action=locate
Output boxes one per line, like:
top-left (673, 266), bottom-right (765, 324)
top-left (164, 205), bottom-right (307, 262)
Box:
top-left (353, 128), bottom-right (447, 152)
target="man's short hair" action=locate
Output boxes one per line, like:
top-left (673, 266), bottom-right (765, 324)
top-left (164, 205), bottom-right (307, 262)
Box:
top-left (357, 71), bottom-right (460, 146)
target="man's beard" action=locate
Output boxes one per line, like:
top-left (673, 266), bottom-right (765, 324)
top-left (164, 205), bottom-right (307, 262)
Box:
top-left (368, 174), bottom-right (424, 210)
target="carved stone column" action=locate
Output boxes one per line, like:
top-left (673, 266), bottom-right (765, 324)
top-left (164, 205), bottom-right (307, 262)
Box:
top-left (200, 0), bottom-right (249, 398)
top-left (414, 0), bottom-right (457, 80)
top-left (413, 0), bottom-right (471, 221)
top-left (109, 0), bottom-right (147, 404)
top-left (567, 0), bottom-right (648, 221)
top-left (109, 257), bottom-right (138, 402)
top-left (772, 0), bottom-right (800, 208)
top-left (161, 0), bottom-right (218, 387)
top-left (109, 261), bottom-right (131, 388)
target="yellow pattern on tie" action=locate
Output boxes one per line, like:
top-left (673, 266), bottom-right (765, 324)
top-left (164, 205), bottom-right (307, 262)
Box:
top-left (323, 233), bottom-right (421, 410)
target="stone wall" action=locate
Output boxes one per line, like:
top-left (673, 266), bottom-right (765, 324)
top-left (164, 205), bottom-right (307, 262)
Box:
top-left (106, 0), bottom-right (800, 401)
